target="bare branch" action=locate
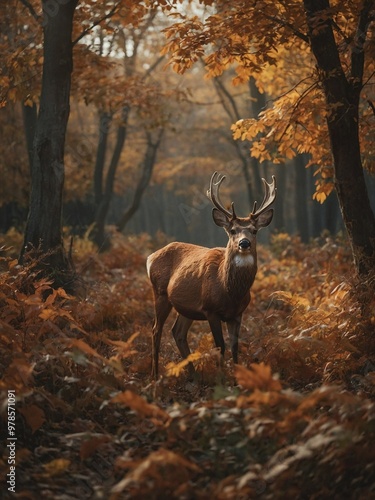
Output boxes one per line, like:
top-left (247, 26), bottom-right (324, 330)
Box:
top-left (351, 0), bottom-right (375, 83)
top-left (20, 0), bottom-right (41, 22)
top-left (261, 13), bottom-right (309, 44)
top-left (142, 55), bottom-right (165, 80)
top-left (72, 3), bottom-right (120, 46)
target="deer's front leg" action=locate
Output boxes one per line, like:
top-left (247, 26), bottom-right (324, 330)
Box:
top-left (226, 315), bottom-right (242, 364)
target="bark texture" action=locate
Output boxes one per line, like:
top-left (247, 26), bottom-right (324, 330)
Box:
top-left (20, 0), bottom-right (78, 287)
top-left (304, 0), bottom-right (375, 276)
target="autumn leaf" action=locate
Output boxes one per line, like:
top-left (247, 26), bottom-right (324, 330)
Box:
top-left (3, 355), bottom-right (35, 390)
top-left (235, 363), bottom-right (282, 392)
top-left (38, 308), bottom-right (56, 320)
top-left (274, 291), bottom-right (311, 310)
top-left (112, 448), bottom-right (200, 493)
top-left (110, 390), bottom-right (170, 424)
top-left (67, 338), bottom-right (103, 360)
top-left (43, 458), bottom-right (71, 477)
top-left (18, 404), bottom-right (45, 433)
top-left (165, 351), bottom-right (202, 377)
top-left (80, 435), bottom-right (111, 461)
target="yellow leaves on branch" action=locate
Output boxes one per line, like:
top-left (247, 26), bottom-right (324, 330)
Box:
top-left (162, 18), bottom-right (206, 75)
top-left (313, 178), bottom-right (335, 204)
top-left (231, 85), bottom-right (336, 199)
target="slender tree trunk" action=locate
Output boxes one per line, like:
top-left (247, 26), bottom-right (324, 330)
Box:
top-left (212, 76), bottom-right (256, 205)
top-left (93, 111), bottom-right (112, 207)
top-left (248, 77), bottom-right (265, 196)
top-left (92, 106), bottom-right (130, 250)
top-left (20, 0), bottom-right (78, 288)
top-left (304, 0), bottom-right (375, 276)
top-left (117, 129), bottom-right (164, 232)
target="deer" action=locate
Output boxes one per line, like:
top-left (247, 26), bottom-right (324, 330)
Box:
top-left (147, 172), bottom-right (277, 379)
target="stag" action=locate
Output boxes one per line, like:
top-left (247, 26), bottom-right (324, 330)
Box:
top-left (147, 172), bottom-right (277, 379)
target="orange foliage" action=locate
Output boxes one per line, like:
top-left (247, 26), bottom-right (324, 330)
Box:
top-left (162, 0), bottom-right (375, 197)
top-left (0, 230), bottom-right (374, 497)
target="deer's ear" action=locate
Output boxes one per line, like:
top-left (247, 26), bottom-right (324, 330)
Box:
top-left (212, 208), bottom-right (231, 228)
top-left (255, 209), bottom-right (274, 229)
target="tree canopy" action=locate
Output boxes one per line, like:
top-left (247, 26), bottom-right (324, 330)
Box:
top-left (162, 0), bottom-right (375, 275)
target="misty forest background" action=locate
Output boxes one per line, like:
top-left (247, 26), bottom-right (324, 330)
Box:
top-left (3, 3), bottom-right (375, 249)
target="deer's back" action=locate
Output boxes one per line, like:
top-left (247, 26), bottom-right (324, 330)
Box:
top-left (147, 242), bottom-right (224, 294)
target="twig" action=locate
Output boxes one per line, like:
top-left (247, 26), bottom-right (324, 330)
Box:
top-left (368, 100), bottom-right (375, 117)
top-left (20, 0), bottom-right (41, 22)
top-left (72, 3), bottom-right (120, 46)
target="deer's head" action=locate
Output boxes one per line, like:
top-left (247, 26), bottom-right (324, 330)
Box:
top-left (207, 172), bottom-right (277, 257)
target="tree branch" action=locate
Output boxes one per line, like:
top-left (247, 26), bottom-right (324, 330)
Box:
top-left (117, 128), bottom-right (164, 231)
top-left (143, 55), bottom-right (165, 80)
top-left (212, 76), bottom-right (241, 123)
top-left (72, 3), bottom-right (120, 46)
top-left (20, 0), bottom-right (41, 22)
top-left (351, 0), bottom-right (375, 83)
top-left (261, 13), bottom-right (309, 44)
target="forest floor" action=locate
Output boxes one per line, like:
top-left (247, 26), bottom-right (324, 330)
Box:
top-left (0, 229), bottom-right (374, 499)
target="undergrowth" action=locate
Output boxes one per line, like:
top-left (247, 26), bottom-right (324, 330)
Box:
top-left (0, 230), bottom-right (374, 499)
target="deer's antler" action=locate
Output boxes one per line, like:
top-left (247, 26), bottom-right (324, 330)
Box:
top-left (207, 172), bottom-right (237, 220)
top-left (251, 176), bottom-right (277, 219)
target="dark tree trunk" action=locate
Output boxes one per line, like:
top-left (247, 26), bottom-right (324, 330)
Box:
top-left (117, 129), bottom-right (164, 232)
top-left (212, 76), bottom-right (257, 205)
top-left (323, 191), bottom-right (342, 235)
top-left (93, 111), bottom-right (112, 207)
top-left (20, 0), bottom-right (78, 288)
top-left (248, 77), bottom-right (266, 197)
top-left (22, 102), bottom-right (37, 173)
top-left (304, 0), bottom-right (375, 276)
top-left (92, 106), bottom-right (130, 250)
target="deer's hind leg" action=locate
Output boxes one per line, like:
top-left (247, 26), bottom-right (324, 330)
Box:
top-left (172, 314), bottom-right (194, 378)
top-left (151, 293), bottom-right (172, 379)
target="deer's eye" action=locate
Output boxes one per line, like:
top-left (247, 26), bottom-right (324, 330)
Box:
top-left (230, 229), bottom-right (236, 235)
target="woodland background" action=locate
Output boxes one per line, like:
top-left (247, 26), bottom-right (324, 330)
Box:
top-left (2, 1), bottom-right (375, 248)
top-left (0, 1), bottom-right (375, 499)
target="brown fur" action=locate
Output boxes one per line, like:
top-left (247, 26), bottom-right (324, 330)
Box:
top-left (147, 175), bottom-right (276, 379)
top-left (147, 218), bottom-right (270, 378)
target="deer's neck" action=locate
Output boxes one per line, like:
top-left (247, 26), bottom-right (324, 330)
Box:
top-left (220, 248), bottom-right (257, 298)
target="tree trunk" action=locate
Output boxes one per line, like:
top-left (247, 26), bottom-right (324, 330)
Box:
top-left (22, 102), bottom-right (37, 173)
top-left (117, 129), bottom-right (164, 232)
top-left (92, 106), bottom-right (130, 250)
top-left (212, 76), bottom-right (257, 205)
top-left (20, 0), bottom-right (78, 289)
top-left (93, 111), bottom-right (112, 207)
top-left (304, 0), bottom-right (375, 276)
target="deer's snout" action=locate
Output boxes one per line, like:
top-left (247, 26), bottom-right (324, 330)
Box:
top-left (238, 238), bottom-right (251, 250)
